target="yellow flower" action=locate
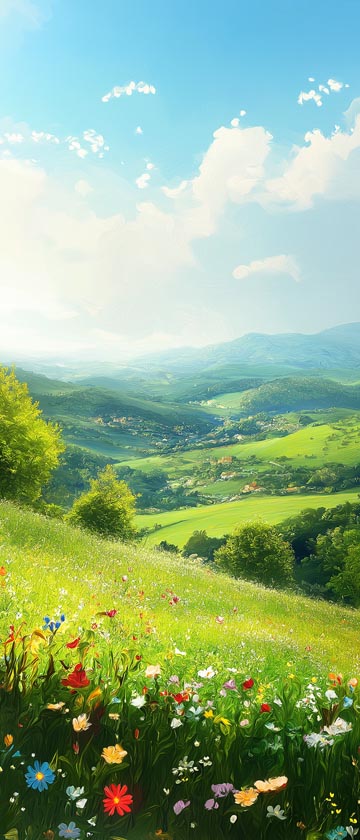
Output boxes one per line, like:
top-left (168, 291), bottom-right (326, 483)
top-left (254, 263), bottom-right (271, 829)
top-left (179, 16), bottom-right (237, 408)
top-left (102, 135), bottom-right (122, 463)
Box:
top-left (87, 686), bottom-right (102, 705)
top-left (234, 788), bottom-right (259, 807)
top-left (108, 712), bottom-right (120, 720)
top-left (214, 715), bottom-right (231, 727)
top-left (311, 677), bottom-right (317, 684)
top-left (47, 702), bottom-right (65, 711)
top-left (72, 713), bottom-right (92, 732)
top-left (4, 734), bottom-right (13, 747)
top-left (145, 664), bottom-right (161, 678)
top-left (288, 673), bottom-right (295, 680)
top-left (204, 709), bottom-right (214, 719)
top-left (101, 743), bottom-right (128, 764)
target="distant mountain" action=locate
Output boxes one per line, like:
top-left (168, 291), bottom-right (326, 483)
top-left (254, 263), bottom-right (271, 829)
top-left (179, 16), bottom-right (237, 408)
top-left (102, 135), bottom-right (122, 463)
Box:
top-left (139, 323), bottom-right (360, 372)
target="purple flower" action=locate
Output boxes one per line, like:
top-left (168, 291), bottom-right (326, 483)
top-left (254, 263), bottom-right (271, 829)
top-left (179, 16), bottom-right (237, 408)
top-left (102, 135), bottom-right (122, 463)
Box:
top-left (169, 675), bottom-right (180, 685)
top-left (173, 799), bottom-right (190, 815)
top-left (223, 679), bottom-right (237, 691)
top-left (204, 798), bottom-right (219, 810)
top-left (211, 782), bottom-right (235, 798)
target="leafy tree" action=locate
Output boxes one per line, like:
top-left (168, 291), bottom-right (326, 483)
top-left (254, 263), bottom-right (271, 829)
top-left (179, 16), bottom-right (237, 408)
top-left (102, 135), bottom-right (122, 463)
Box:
top-left (0, 366), bottom-right (63, 503)
top-left (155, 540), bottom-right (179, 553)
top-left (306, 526), bottom-right (360, 605)
top-left (215, 520), bottom-right (294, 586)
top-left (66, 465), bottom-right (136, 539)
top-left (183, 530), bottom-right (226, 562)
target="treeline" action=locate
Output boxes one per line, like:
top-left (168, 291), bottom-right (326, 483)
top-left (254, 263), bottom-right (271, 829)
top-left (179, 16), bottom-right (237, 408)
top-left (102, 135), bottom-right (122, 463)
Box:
top-left (238, 377), bottom-right (360, 414)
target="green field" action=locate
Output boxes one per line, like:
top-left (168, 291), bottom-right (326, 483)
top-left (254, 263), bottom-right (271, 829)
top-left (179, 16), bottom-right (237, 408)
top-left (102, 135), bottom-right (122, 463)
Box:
top-left (136, 488), bottom-right (360, 546)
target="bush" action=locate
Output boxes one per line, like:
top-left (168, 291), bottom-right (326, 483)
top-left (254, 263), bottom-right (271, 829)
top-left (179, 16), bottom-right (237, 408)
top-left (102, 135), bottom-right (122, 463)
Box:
top-left (0, 366), bottom-right (63, 503)
top-left (66, 465), bottom-right (136, 539)
top-left (215, 520), bottom-right (294, 586)
top-left (183, 529), bottom-right (226, 562)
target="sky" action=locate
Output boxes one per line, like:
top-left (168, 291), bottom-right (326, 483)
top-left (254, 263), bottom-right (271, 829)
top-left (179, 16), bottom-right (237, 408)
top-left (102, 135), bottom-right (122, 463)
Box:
top-left (1, 0), bottom-right (360, 361)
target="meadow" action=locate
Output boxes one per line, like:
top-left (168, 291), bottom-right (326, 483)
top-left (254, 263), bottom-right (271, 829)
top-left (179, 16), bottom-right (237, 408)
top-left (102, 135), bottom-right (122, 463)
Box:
top-left (0, 501), bottom-right (359, 839)
top-left (136, 489), bottom-right (360, 547)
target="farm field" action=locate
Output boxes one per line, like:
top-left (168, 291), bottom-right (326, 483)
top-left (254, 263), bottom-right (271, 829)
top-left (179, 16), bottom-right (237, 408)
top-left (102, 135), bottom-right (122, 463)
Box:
top-left (136, 488), bottom-right (360, 546)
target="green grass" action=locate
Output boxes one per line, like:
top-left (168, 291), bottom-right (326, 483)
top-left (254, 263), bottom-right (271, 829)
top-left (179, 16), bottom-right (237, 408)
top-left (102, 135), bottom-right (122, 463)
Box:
top-left (136, 488), bottom-right (360, 547)
top-left (0, 500), bottom-right (359, 677)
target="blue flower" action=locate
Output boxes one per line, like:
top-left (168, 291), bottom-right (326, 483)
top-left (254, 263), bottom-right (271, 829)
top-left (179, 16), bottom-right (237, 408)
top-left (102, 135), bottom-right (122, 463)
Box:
top-left (25, 760), bottom-right (55, 791)
top-left (343, 696), bottom-right (353, 708)
top-left (326, 828), bottom-right (347, 840)
top-left (60, 614), bottom-right (66, 622)
top-left (58, 823), bottom-right (81, 839)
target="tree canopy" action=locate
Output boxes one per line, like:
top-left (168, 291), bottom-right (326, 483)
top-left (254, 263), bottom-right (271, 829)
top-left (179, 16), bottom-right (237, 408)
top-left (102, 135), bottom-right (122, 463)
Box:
top-left (0, 366), bottom-right (63, 503)
top-left (66, 465), bottom-right (136, 539)
top-left (215, 520), bottom-right (294, 586)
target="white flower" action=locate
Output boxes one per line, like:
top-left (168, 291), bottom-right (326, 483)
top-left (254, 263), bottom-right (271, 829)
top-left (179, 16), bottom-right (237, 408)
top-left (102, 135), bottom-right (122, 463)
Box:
top-left (267, 805), bottom-right (286, 820)
top-left (303, 732), bottom-right (334, 748)
top-left (175, 647), bottom-right (186, 656)
top-left (323, 717), bottom-right (352, 736)
top-left (325, 689), bottom-right (338, 701)
top-left (131, 694), bottom-right (146, 708)
top-left (170, 717), bottom-right (183, 729)
top-left (346, 826), bottom-right (359, 838)
top-left (198, 666), bottom-right (216, 679)
top-left (76, 798), bottom-right (87, 808)
top-left (230, 815), bottom-right (238, 824)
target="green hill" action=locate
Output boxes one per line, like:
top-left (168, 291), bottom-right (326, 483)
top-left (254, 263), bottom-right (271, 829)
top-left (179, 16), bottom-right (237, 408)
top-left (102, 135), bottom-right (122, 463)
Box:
top-left (136, 488), bottom-right (360, 547)
top-left (210, 377), bottom-right (360, 416)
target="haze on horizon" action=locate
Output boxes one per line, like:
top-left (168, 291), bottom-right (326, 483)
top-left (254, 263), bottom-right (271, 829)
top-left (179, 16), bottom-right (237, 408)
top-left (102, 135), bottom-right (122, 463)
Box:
top-left (1, 0), bottom-right (360, 362)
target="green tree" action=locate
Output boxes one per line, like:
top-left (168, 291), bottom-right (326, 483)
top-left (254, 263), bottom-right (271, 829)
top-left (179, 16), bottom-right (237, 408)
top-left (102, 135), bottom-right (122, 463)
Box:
top-left (66, 465), bottom-right (136, 539)
top-left (183, 529), bottom-right (226, 562)
top-left (0, 366), bottom-right (63, 503)
top-left (308, 526), bottom-right (360, 605)
top-left (215, 520), bottom-right (294, 586)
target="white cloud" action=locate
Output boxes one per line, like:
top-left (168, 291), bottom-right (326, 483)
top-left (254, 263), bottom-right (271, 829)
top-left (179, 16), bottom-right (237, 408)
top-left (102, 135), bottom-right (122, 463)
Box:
top-left (135, 126), bottom-right (143, 135)
top-left (162, 179), bottom-right (188, 198)
top-left (75, 179), bottom-right (93, 197)
top-left (298, 88), bottom-right (323, 107)
top-left (102, 80), bottom-right (156, 103)
top-left (328, 78), bottom-right (344, 92)
top-left (0, 121), bottom-right (108, 159)
top-left (239, 110), bottom-right (247, 117)
top-left (231, 118), bottom-right (240, 127)
top-left (265, 114), bottom-right (360, 209)
top-left (233, 254), bottom-right (300, 282)
top-left (136, 172), bottom-right (151, 189)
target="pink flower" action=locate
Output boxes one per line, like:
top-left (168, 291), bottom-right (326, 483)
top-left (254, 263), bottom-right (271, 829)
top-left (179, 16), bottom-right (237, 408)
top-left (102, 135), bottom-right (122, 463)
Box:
top-left (173, 799), bottom-right (190, 815)
top-left (215, 616), bottom-right (224, 624)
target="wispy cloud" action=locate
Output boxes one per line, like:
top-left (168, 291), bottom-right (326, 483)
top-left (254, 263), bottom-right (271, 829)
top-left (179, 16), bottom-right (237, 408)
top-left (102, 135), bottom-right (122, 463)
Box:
top-left (233, 254), bottom-right (300, 282)
top-left (0, 122), bottom-right (109, 159)
top-left (102, 80), bottom-right (156, 103)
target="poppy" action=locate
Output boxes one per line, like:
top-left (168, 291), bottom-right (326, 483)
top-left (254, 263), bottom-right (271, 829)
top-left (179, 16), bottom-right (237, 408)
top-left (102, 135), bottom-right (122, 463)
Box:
top-left (61, 663), bottom-right (90, 689)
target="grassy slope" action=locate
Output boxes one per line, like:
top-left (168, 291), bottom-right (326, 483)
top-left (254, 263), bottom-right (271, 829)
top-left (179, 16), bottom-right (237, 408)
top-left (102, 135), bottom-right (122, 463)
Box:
top-left (136, 488), bottom-right (360, 546)
top-left (0, 501), bottom-right (359, 678)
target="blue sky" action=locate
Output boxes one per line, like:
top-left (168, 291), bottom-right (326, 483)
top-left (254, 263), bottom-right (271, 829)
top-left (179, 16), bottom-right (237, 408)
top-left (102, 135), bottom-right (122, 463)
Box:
top-left (0, 0), bottom-right (360, 360)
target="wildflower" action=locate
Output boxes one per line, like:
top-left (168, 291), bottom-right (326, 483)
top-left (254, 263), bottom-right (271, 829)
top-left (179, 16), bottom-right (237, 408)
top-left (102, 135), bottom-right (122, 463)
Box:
top-left (348, 678), bottom-right (358, 691)
top-left (267, 805), bottom-right (286, 820)
top-left (131, 694), bottom-right (146, 708)
top-left (101, 744), bottom-right (128, 764)
top-left (230, 815), bottom-right (237, 823)
top-left (72, 713), bottom-right (92, 732)
top-left (4, 734), bottom-right (13, 747)
top-left (103, 783), bottom-right (133, 816)
top-left (234, 788), bottom-right (259, 807)
top-left (328, 672), bottom-right (342, 685)
top-left (170, 718), bottom-right (183, 729)
top-left (260, 703), bottom-right (271, 713)
top-left (198, 666), bottom-right (216, 679)
top-left (323, 718), bottom-right (352, 736)
top-left (211, 782), bottom-right (235, 798)
top-left (346, 828), bottom-right (359, 838)
top-left (325, 689), bottom-right (338, 701)
top-left (25, 761), bottom-right (55, 791)
top-left (47, 702), bottom-right (65, 711)
top-left (343, 697), bottom-right (353, 709)
top-left (215, 616), bottom-right (224, 624)
top-left (254, 776), bottom-right (288, 793)
top-left (326, 829), bottom-right (348, 840)
top-left (145, 664), bottom-right (161, 678)
top-left (58, 823), bottom-right (81, 839)
top-left (204, 709), bottom-right (214, 719)
top-left (304, 732), bottom-right (334, 748)
top-left (66, 786), bottom-right (85, 800)
top-left (76, 798), bottom-right (87, 809)
top-left (240, 718), bottom-right (249, 726)
top-left (66, 637), bottom-right (80, 649)
top-left (242, 678), bottom-right (254, 690)
top-left (61, 664), bottom-right (90, 689)
top-left (204, 798), bottom-right (219, 810)
top-left (106, 609), bottom-right (117, 617)
top-left (223, 679), bottom-right (237, 691)
top-left (108, 712), bottom-right (120, 720)
top-left (173, 800), bottom-right (190, 815)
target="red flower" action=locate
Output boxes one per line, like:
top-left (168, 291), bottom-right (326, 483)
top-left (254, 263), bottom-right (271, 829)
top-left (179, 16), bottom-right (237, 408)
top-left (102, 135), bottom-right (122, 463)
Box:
top-left (242, 678), bottom-right (254, 690)
top-left (260, 703), bottom-right (271, 713)
top-left (106, 609), bottom-right (117, 618)
top-left (61, 663), bottom-right (90, 689)
top-left (103, 783), bottom-right (133, 817)
top-left (173, 691), bottom-right (190, 704)
top-left (134, 728), bottom-right (140, 739)
top-left (66, 637), bottom-right (80, 649)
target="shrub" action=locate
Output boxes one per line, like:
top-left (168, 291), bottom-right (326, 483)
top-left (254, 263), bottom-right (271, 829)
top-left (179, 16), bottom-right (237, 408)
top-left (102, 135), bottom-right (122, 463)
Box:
top-left (215, 520), bottom-right (294, 586)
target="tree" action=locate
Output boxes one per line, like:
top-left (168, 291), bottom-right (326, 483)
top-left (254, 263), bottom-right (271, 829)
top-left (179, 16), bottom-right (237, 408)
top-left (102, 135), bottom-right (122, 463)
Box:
top-left (0, 366), bottom-right (63, 503)
top-left (215, 520), bottom-right (294, 586)
top-left (66, 465), bottom-right (136, 539)
top-left (307, 526), bottom-right (360, 605)
top-left (183, 530), bottom-right (226, 562)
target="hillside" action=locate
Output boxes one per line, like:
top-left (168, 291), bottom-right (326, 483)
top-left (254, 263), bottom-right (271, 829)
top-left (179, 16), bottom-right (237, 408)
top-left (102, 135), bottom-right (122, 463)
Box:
top-left (0, 500), bottom-right (358, 674)
top-left (224, 376), bottom-right (360, 415)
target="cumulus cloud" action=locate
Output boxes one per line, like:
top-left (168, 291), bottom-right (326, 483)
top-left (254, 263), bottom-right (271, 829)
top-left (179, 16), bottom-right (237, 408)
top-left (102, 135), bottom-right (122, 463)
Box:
top-left (102, 80), bottom-right (156, 103)
top-left (75, 179), bottom-right (93, 197)
top-left (136, 172), bottom-right (151, 189)
top-left (265, 114), bottom-right (360, 209)
top-left (135, 126), bottom-right (143, 135)
top-left (233, 254), bottom-right (300, 282)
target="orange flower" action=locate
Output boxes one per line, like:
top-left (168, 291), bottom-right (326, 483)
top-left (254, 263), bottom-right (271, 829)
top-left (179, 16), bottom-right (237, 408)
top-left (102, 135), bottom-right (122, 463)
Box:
top-left (328, 672), bottom-right (342, 685)
top-left (4, 734), bottom-right (13, 747)
top-left (101, 743), bottom-right (128, 764)
top-left (348, 678), bottom-right (358, 689)
top-left (234, 788), bottom-right (259, 807)
top-left (0, 566), bottom-right (6, 576)
top-left (254, 775), bottom-right (288, 793)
